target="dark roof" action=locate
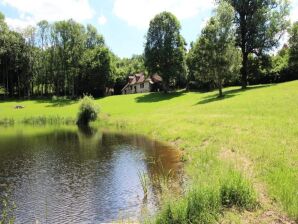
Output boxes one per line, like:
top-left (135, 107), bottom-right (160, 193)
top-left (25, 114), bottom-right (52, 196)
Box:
top-left (129, 72), bottom-right (146, 85)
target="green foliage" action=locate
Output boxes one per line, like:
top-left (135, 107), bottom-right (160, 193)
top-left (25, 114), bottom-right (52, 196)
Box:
top-left (272, 46), bottom-right (289, 75)
top-left (76, 95), bottom-right (99, 125)
top-left (110, 54), bottom-right (146, 94)
top-left (145, 11), bottom-right (187, 91)
top-left (0, 85), bottom-right (6, 95)
top-left (0, 21), bottom-right (33, 96)
top-left (189, 2), bottom-right (241, 96)
top-left (0, 17), bottom-right (112, 98)
top-left (289, 22), bottom-right (298, 79)
top-left (220, 171), bottom-right (257, 210)
top-left (247, 54), bottom-right (274, 84)
top-left (224, 0), bottom-right (290, 88)
top-left (79, 46), bottom-right (111, 97)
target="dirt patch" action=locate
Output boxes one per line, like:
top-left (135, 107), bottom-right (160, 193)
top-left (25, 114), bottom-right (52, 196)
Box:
top-left (219, 148), bottom-right (295, 224)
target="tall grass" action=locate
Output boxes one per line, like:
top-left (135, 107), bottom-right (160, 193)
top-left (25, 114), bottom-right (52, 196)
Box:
top-left (138, 170), bottom-right (150, 199)
top-left (220, 170), bottom-right (258, 211)
top-left (0, 118), bottom-right (14, 126)
top-left (154, 172), bottom-right (257, 224)
top-left (0, 116), bottom-right (76, 126)
top-left (149, 157), bottom-right (173, 190)
top-left (22, 116), bottom-right (76, 125)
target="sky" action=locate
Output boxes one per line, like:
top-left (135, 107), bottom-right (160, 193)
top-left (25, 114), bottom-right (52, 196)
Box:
top-left (1, 0), bottom-right (298, 58)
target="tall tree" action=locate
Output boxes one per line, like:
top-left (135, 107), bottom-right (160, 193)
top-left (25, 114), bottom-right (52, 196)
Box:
top-left (289, 21), bottom-right (298, 80)
top-left (0, 14), bottom-right (113, 98)
top-left (79, 24), bottom-right (111, 97)
top-left (144, 11), bottom-right (187, 92)
top-left (52, 20), bottom-right (85, 96)
top-left (223, 0), bottom-right (289, 88)
top-left (191, 2), bottom-right (241, 97)
top-left (0, 12), bottom-right (8, 94)
top-left (36, 20), bottom-right (50, 95)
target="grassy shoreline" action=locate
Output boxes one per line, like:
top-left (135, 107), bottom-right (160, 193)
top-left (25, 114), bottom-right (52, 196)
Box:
top-left (1, 81), bottom-right (298, 222)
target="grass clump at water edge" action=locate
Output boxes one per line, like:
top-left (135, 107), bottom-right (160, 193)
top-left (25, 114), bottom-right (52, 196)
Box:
top-left (220, 170), bottom-right (258, 211)
top-left (138, 170), bottom-right (150, 199)
top-left (154, 171), bottom-right (257, 223)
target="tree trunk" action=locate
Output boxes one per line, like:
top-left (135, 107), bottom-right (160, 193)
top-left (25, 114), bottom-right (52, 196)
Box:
top-left (163, 82), bottom-right (169, 93)
top-left (31, 82), bottom-right (34, 96)
top-left (218, 80), bottom-right (223, 97)
top-left (241, 52), bottom-right (248, 89)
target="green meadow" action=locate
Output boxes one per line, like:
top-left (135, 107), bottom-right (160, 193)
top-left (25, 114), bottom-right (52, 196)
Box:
top-left (0, 81), bottom-right (298, 222)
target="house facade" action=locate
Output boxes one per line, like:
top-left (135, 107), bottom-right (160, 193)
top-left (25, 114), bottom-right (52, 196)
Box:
top-left (121, 73), bottom-right (162, 94)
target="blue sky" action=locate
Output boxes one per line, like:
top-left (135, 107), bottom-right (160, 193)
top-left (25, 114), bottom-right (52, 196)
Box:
top-left (1, 0), bottom-right (298, 58)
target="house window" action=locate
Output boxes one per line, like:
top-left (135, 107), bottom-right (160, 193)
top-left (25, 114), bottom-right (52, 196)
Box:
top-left (130, 86), bottom-right (133, 90)
top-left (140, 83), bottom-right (144, 89)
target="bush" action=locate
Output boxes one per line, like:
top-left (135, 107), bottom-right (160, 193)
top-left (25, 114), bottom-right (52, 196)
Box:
top-left (76, 95), bottom-right (99, 126)
top-left (220, 171), bottom-right (257, 211)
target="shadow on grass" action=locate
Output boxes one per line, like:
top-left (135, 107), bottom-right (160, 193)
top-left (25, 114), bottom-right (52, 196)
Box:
top-left (135, 91), bottom-right (186, 103)
top-left (195, 84), bottom-right (274, 105)
top-left (45, 99), bottom-right (77, 107)
top-left (29, 98), bottom-right (77, 107)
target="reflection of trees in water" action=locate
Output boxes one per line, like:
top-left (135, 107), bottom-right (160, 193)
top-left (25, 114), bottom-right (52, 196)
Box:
top-left (0, 129), bottom-right (184, 222)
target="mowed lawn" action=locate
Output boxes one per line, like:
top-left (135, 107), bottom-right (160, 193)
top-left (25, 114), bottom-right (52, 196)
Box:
top-left (0, 81), bottom-right (298, 221)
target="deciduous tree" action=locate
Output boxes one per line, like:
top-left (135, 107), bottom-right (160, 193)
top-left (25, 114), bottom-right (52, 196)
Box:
top-left (223, 0), bottom-right (290, 88)
top-left (144, 12), bottom-right (187, 92)
top-left (192, 2), bottom-right (241, 97)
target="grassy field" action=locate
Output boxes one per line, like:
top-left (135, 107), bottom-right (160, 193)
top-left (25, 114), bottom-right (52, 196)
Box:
top-left (0, 81), bottom-right (298, 222)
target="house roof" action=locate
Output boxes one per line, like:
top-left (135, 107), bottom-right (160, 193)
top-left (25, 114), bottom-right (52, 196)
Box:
top-left (151, 73), bottom-right (162, 82)
top-left (130, 72), bottom-right (146, 85)
top-left (121, 72), bottom-right (162, 91)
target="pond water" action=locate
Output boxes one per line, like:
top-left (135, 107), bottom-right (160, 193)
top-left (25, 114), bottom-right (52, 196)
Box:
top-left (0, 127), bottom-right (183, 223)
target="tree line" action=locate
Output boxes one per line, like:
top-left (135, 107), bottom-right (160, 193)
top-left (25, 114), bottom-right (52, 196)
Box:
top-left (1, 0), bottom-right (298, 98)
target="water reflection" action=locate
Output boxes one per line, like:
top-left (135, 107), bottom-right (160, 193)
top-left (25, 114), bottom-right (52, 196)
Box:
top-left (0, 128), bottom-right (183, 223)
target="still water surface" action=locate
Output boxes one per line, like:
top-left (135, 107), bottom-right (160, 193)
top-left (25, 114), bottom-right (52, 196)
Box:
top-left (0, 127), bottom-right (183, 223)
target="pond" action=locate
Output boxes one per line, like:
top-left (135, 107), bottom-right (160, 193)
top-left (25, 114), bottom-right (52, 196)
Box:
top-left (0, 127), bottom-right (183, 223)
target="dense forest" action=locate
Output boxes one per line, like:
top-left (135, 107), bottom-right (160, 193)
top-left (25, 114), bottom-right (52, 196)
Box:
top-left (0, 13), bottom-right (145, 98)
top-left (0, 0), bottom-right (298, 98)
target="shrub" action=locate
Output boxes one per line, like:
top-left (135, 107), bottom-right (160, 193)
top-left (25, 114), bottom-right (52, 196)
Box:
top-left (76, 95), bottom-right (99, 126)
top-left (220, 171), bottom-right (257, 211)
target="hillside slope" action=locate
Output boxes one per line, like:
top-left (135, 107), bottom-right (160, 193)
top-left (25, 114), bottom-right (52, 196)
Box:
top-left (0, 81), bottom-right (298, 222)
